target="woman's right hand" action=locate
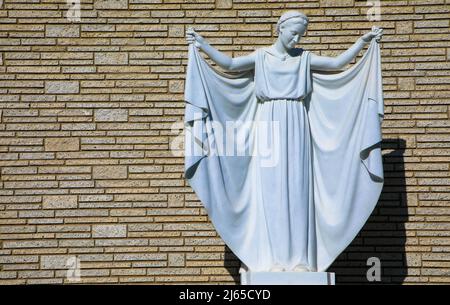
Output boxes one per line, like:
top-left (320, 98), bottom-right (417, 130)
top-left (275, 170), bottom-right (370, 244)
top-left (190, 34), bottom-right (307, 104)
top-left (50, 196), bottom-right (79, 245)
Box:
top-left (361, 26), bottom-right (383, 43)
top-left (186, 27), bottom-right (206, 48)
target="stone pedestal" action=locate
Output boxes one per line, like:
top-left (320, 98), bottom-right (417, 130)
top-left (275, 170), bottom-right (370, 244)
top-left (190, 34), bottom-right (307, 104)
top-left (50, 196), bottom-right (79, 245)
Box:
top-left (240, 270), bottom-right (335, 285)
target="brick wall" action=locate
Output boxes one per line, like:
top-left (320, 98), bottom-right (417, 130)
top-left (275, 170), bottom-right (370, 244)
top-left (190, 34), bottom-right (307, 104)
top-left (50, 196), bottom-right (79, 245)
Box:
top-left (0, 0), bottom-right (449, 284)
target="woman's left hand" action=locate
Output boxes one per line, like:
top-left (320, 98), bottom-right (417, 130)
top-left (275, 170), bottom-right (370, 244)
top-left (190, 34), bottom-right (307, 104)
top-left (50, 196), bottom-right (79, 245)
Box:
top-left (361, 26), bottom-right (383, 43)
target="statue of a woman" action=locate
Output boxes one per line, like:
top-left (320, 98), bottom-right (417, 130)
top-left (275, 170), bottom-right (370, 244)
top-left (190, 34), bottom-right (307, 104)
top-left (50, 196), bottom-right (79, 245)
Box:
top-left (183, 11), bottom-right (384, 273)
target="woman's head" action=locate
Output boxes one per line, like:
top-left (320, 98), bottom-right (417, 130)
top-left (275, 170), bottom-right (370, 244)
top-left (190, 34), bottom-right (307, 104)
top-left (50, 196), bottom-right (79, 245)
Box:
top-left (276, 11), bottom-right (309, 49)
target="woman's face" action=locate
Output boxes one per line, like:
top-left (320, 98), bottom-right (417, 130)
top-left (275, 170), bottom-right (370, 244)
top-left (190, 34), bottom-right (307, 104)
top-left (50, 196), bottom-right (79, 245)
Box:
top-left (279, 21), bottom-right (307, 49)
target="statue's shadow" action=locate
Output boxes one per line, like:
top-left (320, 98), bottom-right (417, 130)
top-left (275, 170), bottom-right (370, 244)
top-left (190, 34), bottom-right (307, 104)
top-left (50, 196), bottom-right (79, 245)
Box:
top-left (329, 138), bottom-right (408, 284)
top-left (224, 247), bottom-right (240, 283)
top-left (223, 138), bottom-right (409, 285)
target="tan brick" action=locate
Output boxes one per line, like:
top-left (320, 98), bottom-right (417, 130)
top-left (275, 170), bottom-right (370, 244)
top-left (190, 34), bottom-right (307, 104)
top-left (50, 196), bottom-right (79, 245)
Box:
top-left (94, 109), bottom-right (128, 122)
top-left (94, 52), bottom-right (128, 65)
top-left (40, 255), bottom-right (69, 269)
top-left (320, 0), bottom-right (354, 7)
top-left (396, 21), bottom-right (413, 34)
top-left (169, 80), bottom-right (184, 93)
top-left (45, 81), bottom-right (79, 94)
top-left (43, 195), bottom-right (78, 209)
top-left (215, 0), bottom-right (233, 9)
top-left (169, 25), bottom-right (184, 38)
top-left (0, 256), bottom-right (39, 264)
top-left (168, 253), bottom-right (185, 267)
top-left (168, 194), bottom-right (184, 208)
top-left (114, 253), bottom-right (166, 261)
top-left (46, 25), bottom-right (80, 38)
top-left (94, 0), bottom-right (127, 9)
top-left (4, 240), bottom-right (58, 249)
top-left (92, 224), bottom-right (127, 238)
top-left (398, 77), bottom-right (415, 91)
top-left (92, 165), bottom-right (128, 180)
top-left (0, 271), bottom-right (17, 279)
top-left (45, 137), bottom-right (80, 151)
top-left (27, 278), bottom-right (63, 284)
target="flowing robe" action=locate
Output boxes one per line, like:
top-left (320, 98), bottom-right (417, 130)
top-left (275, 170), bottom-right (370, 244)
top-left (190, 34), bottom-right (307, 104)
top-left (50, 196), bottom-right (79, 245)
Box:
top-left (184, 40), bottom-right (384, 272)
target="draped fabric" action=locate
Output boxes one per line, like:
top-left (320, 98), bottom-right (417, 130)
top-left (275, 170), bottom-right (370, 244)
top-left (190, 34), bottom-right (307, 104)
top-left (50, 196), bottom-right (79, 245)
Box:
top-left (184, 40), bottom-right (384, 272)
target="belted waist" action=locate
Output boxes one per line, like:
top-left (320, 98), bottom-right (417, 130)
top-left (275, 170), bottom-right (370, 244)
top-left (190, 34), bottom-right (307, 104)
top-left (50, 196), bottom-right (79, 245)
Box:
top-left (257, 97), bottom-right (304, 103)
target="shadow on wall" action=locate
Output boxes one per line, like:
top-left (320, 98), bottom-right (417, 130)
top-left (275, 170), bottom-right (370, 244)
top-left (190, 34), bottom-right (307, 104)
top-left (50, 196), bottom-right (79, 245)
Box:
top-left (223, 138), bottom-right (408, 285)
top-left (224, 247), bottom-right (241, 283)
top-left (329, 138), bottom-right (408, 284)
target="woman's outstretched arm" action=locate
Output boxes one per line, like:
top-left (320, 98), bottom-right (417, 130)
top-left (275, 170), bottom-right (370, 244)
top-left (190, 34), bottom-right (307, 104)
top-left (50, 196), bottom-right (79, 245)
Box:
top-left (310, 26), bottom-right (383, 71)
top-left (186, 27), bottom-right (256, 72)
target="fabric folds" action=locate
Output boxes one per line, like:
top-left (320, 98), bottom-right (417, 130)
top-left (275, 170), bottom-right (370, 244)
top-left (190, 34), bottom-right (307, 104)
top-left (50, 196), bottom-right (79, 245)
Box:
top-left (184, 40), bottom-right (384, 272)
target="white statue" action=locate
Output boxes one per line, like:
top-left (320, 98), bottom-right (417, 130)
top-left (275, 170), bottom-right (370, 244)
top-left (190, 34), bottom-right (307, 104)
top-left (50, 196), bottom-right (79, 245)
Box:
top-left (184, 11), bottom-right (384, 274)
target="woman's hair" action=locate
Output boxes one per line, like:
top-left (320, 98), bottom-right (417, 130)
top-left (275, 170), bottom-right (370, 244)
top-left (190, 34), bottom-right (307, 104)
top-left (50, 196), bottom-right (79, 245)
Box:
top-left (276, 11), bottom-right (309, 35)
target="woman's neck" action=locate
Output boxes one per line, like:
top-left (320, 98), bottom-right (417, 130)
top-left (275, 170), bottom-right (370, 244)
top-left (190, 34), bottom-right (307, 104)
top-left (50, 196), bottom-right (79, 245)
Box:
top-left (272, 40), bottom-right (293, 56)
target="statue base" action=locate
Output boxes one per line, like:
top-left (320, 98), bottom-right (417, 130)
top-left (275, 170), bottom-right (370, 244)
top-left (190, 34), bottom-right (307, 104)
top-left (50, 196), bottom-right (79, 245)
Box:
top-left (240, 270), bottom-right (335, 285)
